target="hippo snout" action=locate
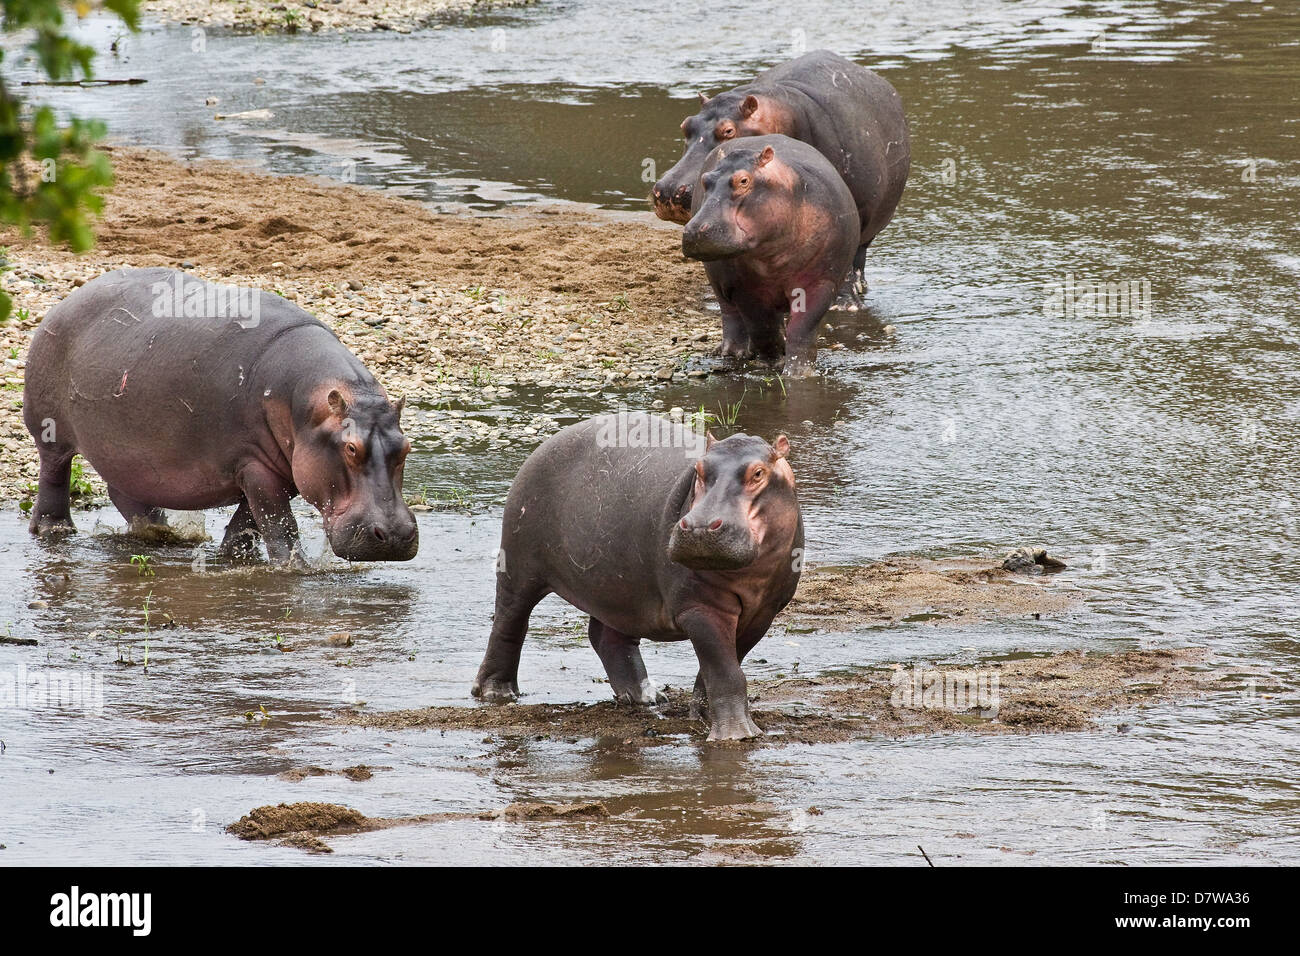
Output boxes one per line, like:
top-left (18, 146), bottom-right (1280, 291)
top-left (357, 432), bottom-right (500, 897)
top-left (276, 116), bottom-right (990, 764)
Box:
top-left (681, 220), bottom-right (739, 262)
top-left (330, 511), bottom-right (419, 562)
top-left (652, 181), bottom-right (693, 224)
top-left (668, 514), bottom-right (758, 571)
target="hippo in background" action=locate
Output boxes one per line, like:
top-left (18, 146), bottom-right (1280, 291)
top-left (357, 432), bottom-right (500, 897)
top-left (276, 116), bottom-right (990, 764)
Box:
top-left (473, 411), bottom-right (803, 741)
top-left (652, 49), bottom-right (910, 298)
top-left (682, 134), bottom-right (860, 372)
top-left (23, 268), bottom-right (418, 566)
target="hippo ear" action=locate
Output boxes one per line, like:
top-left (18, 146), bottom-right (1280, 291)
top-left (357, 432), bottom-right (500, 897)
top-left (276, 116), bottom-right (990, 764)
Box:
top-left (705, 430), bottom-right (717, 450)
top-left (771, 435), bottom-right (790, 459)
top-left (756, 145), bottom-right (775, 168)
top-left (740, 95), bottom-right (759, 118)
top-left (326, 389), bottom-right (349, 420)
top-left (698, 91), bottom-right (710, 106)
top-left (392, 395), bottom-right (405, 419)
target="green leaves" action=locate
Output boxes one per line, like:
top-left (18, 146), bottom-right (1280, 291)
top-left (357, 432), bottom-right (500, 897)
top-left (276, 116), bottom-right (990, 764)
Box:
top-left (0, 0), bottom-right (140, 319)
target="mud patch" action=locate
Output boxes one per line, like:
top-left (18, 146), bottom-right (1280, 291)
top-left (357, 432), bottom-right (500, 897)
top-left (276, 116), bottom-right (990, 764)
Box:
top-left (481, 801), bottom-right (609, 822)
top-left (788, 559), bottom-right (1077, 629)
top-left (228, 799), bottom-right (610, 853)
top-left (278, 764), bottom-right (383, 782)
top-left (339, 649), bottom-right (1215, 746)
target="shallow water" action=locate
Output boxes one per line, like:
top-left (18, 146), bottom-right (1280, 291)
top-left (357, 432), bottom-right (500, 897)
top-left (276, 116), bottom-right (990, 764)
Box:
top-left (2, 0), bottom-right (1298, 863)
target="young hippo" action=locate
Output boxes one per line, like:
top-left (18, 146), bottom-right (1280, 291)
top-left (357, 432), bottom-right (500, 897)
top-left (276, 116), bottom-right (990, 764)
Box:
top-left (681, 134), bottom-right (860, 373)
top-left (23, 267), bottom-right (418, 565)
top-left (472, 412), bottom-right (803, 741)
top-left (652, 49), bottom-right (910, 298)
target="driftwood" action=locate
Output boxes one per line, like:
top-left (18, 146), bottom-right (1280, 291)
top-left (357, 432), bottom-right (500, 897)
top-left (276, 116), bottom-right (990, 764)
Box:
top-left (21, 78), bottom-right (147, 87)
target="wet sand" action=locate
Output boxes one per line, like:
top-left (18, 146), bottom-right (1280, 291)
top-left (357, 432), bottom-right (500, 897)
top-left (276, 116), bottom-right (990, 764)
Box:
top-left (340, 647), bottom-right (1212, 746)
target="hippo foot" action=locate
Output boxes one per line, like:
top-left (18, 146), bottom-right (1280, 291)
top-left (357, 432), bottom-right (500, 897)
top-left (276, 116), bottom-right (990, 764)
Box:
top-left (471, 677), bottom-right (520, 703)
top-left (30, 515), bottom-right (76, 536)
top-left (832, 288), bottom-right (866, 312)
top-left (220, 528), bottom-right (263, 564)
top-left (713, 348), bottom-right (755, 370)
top-left (285, 548), bottom-right (315, 573)
top-left (781, 354), bottom-right (818, 378)
top-left (614, 682), bottom-right (668, 707)
top-left (706, 712), bottom-right (764, 742)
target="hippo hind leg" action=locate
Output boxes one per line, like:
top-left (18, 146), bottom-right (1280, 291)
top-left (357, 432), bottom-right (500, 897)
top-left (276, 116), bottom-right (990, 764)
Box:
top-left (833, 246), bottom-right (870, 311)
top-left (219, 499), bottom-right (263, 562)
top-left (472, 579), bottom-right (547, 702)
top-left (29, 443), bottom-right (76, 535)
top-left (589, 619), bottom-right (665, 705)
top-left (108, 486), bottom-right (169, 535)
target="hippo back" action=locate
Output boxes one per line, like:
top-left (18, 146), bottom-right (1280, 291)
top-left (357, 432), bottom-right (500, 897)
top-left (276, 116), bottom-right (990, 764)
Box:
top-left (24, 268), bottom-right (370, 506)
top-left (751, 50), bottom-right (910, 243)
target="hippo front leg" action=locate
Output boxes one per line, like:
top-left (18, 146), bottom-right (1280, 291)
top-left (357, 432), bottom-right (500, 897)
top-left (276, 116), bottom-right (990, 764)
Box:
top-left (783, 281), bottom-right (839, 375)
top-left (680, 609), bottom-right (761, 741)
top-left (236, 464), bottom-right (305, 566)
top-left (717, 302), bottom-right (752, 359)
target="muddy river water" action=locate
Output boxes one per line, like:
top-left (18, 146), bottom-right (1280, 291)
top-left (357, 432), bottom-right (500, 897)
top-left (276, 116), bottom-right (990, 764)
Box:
top-left (2, 0), bottom-right (1298, 863)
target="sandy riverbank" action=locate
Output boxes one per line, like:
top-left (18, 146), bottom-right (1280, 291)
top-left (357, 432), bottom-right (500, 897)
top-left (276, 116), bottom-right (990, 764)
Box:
top-left (141, 0), bottom-right (533, 34)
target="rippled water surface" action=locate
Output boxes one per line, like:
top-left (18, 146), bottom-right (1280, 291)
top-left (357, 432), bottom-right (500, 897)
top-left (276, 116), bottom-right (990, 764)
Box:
top-left (1, 0), bottom-right (1298, 863)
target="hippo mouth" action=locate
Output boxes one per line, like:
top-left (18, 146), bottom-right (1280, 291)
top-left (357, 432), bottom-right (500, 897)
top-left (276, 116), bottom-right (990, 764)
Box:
top-left (667, 523), bottom-right (758, 571)
top-left (653, 198), bottom-right (693, 225)
top-left (327, 517), bottom-right (419, 562)
top-left (681, 232), bottom-right (742, 262)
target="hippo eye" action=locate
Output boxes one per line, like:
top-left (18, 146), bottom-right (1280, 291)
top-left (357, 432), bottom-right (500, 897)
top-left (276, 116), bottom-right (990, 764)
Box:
top-left (751, 467), bottom-right (766, 483)
top-left (720, 126), bottom-right (735, 139)
top-left (346, 442), bottom-right (358, 457)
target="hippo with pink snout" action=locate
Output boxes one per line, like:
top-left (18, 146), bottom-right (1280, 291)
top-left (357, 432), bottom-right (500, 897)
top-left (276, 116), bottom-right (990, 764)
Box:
top-left (653, 49), bottom-right (911, 295)
top-left (682, 134), bottom-right (861, 372)
top-left (472, 412), bottom-right (803, 741)
top-left (23, 268), bottom-right (418, 566)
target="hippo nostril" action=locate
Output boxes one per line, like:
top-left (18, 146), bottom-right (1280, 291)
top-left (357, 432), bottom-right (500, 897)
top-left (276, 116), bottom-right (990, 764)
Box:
top-left (372, 526), bottom-right (387, 542)
top-left (709, 519), bottom-right (723, 531)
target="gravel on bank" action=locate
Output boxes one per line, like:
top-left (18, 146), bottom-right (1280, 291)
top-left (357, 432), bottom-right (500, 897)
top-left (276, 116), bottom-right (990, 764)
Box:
top-left (0, 146), bottom-right (718, 506)
top-left (141, 0), bottom-right (534, 34)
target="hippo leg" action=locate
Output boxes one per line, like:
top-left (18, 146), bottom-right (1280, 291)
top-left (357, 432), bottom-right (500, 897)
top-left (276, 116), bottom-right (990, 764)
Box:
top-left (741, 306), bottom-right (787, 368)
top-left (472, 581), bottom-right (547, 701)
top-left (219, 499), bottom-right (263, 561)
top-left (691, 619), bottom-right (773, 720)
top-left (237, 464), bottom-right (302, 565)
top-left (690, 672), bottom-right (709, 721)
top-left (784, 281), bottom-right (839, 375)
top-left (108, 486), bottom-right (169, 530)
top-left (852, 244), bottom-right (869, 298)
top-left (717, 303), bottom-right (752, 359)
top-left (681, 609), bottom-right (761, 741)
top-left (29, 444), bottom-right (76, 534)
top-left (589, 618), bottom-right (665, 705)
top-left (834, 246), bottom-right (870, 310)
